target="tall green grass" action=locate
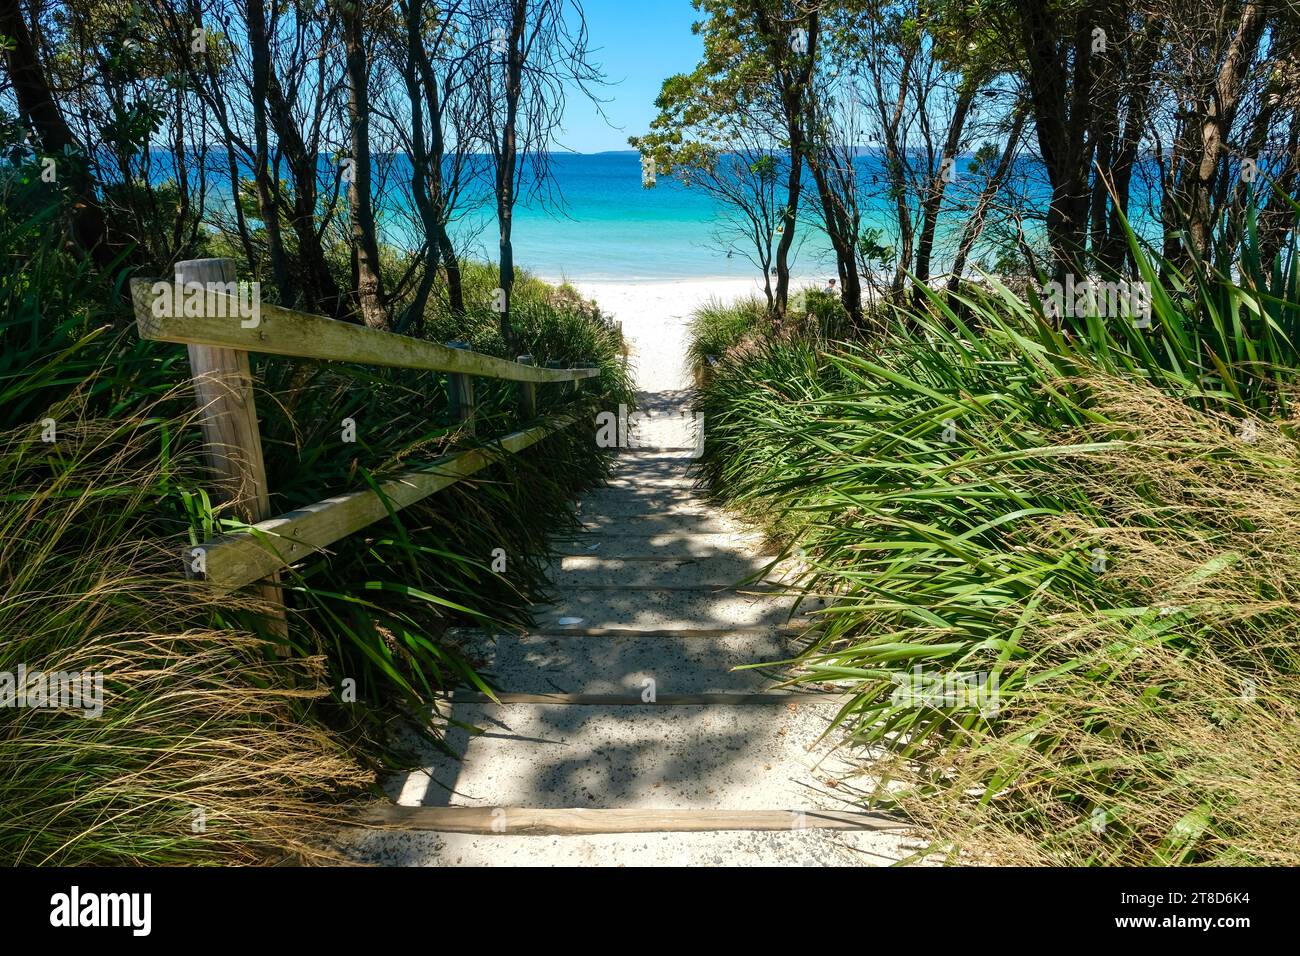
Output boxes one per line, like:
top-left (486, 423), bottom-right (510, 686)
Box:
top-left (686, 295), bottom-right (769, 372)
top-left (694, 208), bottom-right (1300, 865)
top-left (0, 193), bottom-right (369, 865)
top-left (2, 168), bottom-right (634, 861)
top-left (0, 400), bottom-right (372, 865)
top-left (684, 288), bottom-right (853, 377)
top-left (243, 260), bottom-right (633, 730)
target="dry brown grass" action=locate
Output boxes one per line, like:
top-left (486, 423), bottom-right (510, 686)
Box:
top-left (1, 395), bottom-right (372, 865)
top-left (877, 377), bottom-right (1300, 865)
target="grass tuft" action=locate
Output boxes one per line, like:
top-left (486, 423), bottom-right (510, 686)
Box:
top-left (692, 213), bottom-right (1300, 865)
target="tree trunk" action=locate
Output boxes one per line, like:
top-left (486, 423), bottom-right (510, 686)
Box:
top-left (1160, 123), bottom-right (1190, 270)
top-left (1101, 20), bottom-right (1162, 273)
top-left (1015, 0), bottom-right (1096, 278)
top-left (0, 0), bottom-right (113, 268)
top-left (266, 73), bottom-right (345, 317)
top-left (752, 4), bottom-right (817, 320)
top-left (1185, 0), bottom-right (1266, 258)
top-left (804, 151), bottom-right (863, 328)
top-left (344, 0), bottom-right (388, 329)
top-left (803, 48), bottom-right (864, 326)
top-left (1088, 85), bottom-right (1117, 267)
top-left (772, 159), bottom-right (799, 318)
top-left (438, 225), bottom-right (465, 317)
top-left (877, 41), bottom-right (917, 294)
top-left (915, 85), bottom-right (976, 292)
top-left (1220, 66), bottom-right (1287, 265)
top-left (1259, 108), bottom-right (1300, 267)
top-left (245, 0), bottom-right (293, 299)
top-left (495, 0), bottom-right (528, 353)
top-left (400, 0), bottom-right (442, 331)
top-left (948, 102), bottom-right (1029, 294)
top-left (407, 0), bottom-right (465, 321)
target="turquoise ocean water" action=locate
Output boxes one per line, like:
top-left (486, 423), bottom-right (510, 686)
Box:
top-left (425, 151), bottom-right (841, 281)
top-left (191, 149), bottom-right (1086, 282)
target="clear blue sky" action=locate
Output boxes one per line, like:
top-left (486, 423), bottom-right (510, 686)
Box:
top-left (560, 0), bottom-right (704, 153)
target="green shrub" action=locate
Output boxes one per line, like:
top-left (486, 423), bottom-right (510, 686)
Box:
top-left (246, 261), bottom-right (634, 725)
top-left (0, 195), bottom-right (368, 866)
top-left (693, 211), bottom-right (1300, 865)
top-left (1, 172), bottom-right (635, 861)
top-left (686, 295), bottom-right (769, 373)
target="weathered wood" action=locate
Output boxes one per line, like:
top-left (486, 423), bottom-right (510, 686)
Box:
top-left (173, 259), bottom-right (287, 641)
top-left (446, 341), bottom-right (475, 435)
top-left (131, 277), bottom-right (598, 384)
top-left (173, 260), bottom-right (270, 513)
top-left (515, 354), bottom-right (537, 419)
top-left (198, 417), bottom-right (575, 590)
top-left (518, 624), bottom-right (820, 639)
top-left (539, 583), bottom-right (788, 593)
top-left (439, 691), bottom-right (840, 705)
top-left (352, 805), bottom-right (905, 835)
top-left (545, 360), bottom-right (574, 397)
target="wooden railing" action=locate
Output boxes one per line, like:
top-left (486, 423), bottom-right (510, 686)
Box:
top-left (130, 258), bottom-right (598, 624)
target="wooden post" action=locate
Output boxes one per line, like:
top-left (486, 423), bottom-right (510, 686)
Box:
top-left (614, 320), bottom-right (628, 367)
top-left (446, 341), bottom-right (475, 434)
top-left (546, 360), bottom-right (572, 398)
top-left (175, 258), bottom-right (288, 643)
top-left (516, 354), bottom-right (537, 419)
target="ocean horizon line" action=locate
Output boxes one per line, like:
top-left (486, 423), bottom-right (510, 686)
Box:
top-left (535, 272), bottom-right (831, 285)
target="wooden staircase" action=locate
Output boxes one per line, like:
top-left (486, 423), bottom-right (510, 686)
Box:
top-left (341, 444), bottom-right (922, 866)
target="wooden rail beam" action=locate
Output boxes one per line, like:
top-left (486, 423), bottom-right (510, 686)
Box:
top-left (546, 359), bottom-right (575, 399)
top-left (193, 417), bottom-right (576, 590)
top-left (130, 279), bottom-right (599, 384)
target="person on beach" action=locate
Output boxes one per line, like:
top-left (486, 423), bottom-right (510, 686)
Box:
top-left (824, 278), bottom-right (838, 296)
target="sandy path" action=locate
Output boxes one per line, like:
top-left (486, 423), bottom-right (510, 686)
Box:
top-left (561, 276), bottom-right (820, 451)
top-left (557, 276), bottom-right (821, 393)
top-left (332, 274), bottom-right (926, 865)
top-left (566, 278), bottom-right (752, 393)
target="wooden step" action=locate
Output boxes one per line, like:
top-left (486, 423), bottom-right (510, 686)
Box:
top-left (602, 475), bottom-right (701, 490)
top-left (579, 486), bottom-right (711, 508)
top-left (437, 691), bottom-right (840, 705)
top-left (500, 624), bottom-right (820, 639)
top-left (534, 586), bottom-right (824, 632)
top-left (575, 512), bottom-right (740, 533)
top-left (389, 701), bottom-right (854, 811)
top-left (354, 805), bottom-right (903, 835)
top-left (613, 449), bottom-right (699, 462)
top-left (336, 825), bottom-right (926, 866)
top-left (449, 628), bottom-right (802, 694)
top-left (547, 581), bottom-right (787, 594)
top-left (550, 554), bottom-right (792, 589)
top-left (576, 498), bottom-right (713, 519)
top-left (553, 531), bottom-right (766, 559)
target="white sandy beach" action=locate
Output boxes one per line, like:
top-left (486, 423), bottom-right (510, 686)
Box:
top-left (551, 275), bottom-right (825, 394)
top-left (538, 275), bottom-right (820, 453)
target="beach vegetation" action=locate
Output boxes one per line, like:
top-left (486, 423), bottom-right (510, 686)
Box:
top-left (0, 0), bottom-right (632, 865)
top-left (692, 187), bottom-right (1300, 865)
